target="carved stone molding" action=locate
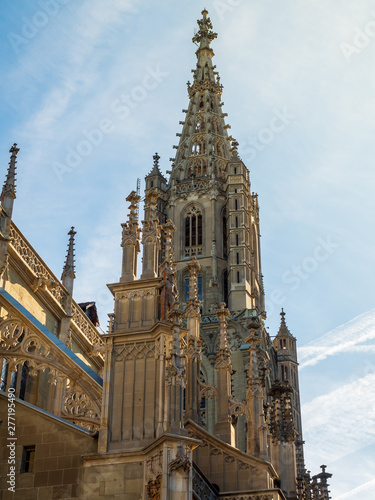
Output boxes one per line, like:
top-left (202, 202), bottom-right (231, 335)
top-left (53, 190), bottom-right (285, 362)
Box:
top-left (115, 287), bottom-right (157, 301)
top-left (114, 340), bottom-right (160, 361)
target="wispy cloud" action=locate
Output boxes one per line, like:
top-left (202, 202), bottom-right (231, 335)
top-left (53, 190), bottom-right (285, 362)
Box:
top-left (303, 372), bottom-right (375, 465)
top-left (299, 308), bottom-right (375, 368)
top-left (336, 478), bottom-right (375, 500)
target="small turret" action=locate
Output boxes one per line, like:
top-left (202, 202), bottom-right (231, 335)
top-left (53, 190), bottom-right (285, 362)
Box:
top-left (274, 308), bottom-right (297, 361)
top-left (145, 153), bottom-right (167, 192)
top-left (274, 309), bottom-right (306, 490)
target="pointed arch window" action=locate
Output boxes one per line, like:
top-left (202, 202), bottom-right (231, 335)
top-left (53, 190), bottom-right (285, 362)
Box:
top-left (184, 206), bottom-right (203, 256)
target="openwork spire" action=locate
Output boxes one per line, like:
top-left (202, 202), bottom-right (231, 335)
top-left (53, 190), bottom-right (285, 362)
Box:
top-left (170, 10), bottom-right (233, 187)
top-left (62, 227), bottom-right (76, 286)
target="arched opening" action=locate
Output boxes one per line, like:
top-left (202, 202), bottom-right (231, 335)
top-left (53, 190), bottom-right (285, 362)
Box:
top-left (184, 206), bottom-right (203, 257)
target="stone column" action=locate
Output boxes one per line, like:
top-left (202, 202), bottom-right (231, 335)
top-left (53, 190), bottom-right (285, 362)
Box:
top-left (98, 337), bottom-right (114, 453)
top-left (244, 329), bottom-right (263, 457)
top-left (184, 257), bottom-right (201, 422)
top-left (165, 306), bottom-right (186, 435)
top-left (214, 302), bottom-right (235, 445)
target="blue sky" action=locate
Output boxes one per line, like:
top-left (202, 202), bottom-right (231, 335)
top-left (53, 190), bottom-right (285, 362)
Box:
top-left (1, 1), bottom-right (374, 497)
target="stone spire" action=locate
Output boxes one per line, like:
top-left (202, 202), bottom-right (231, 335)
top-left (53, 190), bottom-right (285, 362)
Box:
top-left (1, 143), bottom-right (19, 218)
top-left (61, 227), bottom-right (76, 295)
top-left (0, 144), bottom-right (20, 280)
top-left (170, 9), bottom-right (232, 184)
top-left (277, 308), bottom-right (294, 337)
top-left (59, 227), bottom-right (76, 346)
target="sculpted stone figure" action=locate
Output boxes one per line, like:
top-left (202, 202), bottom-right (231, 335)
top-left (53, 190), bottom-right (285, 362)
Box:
top-left (157, 266), bottom-right (178, 318)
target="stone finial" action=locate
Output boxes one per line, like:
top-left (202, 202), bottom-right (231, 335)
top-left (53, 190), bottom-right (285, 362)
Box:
top-left (152, 152), bottom-right (160, 169)
top-left (147, 152), bottom-right (164, 177)
top-left (61, 227), bottom-right (76, 287)
top-left (193, 9), bottom-right (217, 49)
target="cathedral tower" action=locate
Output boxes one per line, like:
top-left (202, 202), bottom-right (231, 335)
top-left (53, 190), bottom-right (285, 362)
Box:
top-left (154, 9), bottom-right (264, 315)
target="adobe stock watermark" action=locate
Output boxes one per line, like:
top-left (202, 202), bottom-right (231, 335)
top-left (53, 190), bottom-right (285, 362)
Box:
top-left (241, 107), bottom-right (295, 163)
top-left (212, 0), bottom-right (243, 19)
top-left (7, 387), bottom-right (16, 493)
top-left (52, 65), bottom-right (169, 182)
top-left (267, 235), bottom-right (339, 316)
top-left (8, 0), bottom-right (71, 55)
top-left (340, 12), bottom-right (375, 63)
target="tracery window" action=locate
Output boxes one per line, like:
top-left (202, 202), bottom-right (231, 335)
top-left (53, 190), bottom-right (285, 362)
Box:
top-left (188, 158), bottom-right (207, 178)
top-left (185, 206), bottom-right (203, 256)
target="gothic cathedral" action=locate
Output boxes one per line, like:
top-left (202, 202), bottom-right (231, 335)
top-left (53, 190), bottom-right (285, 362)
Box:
top-left (0, 10), bottom-right (332, 500)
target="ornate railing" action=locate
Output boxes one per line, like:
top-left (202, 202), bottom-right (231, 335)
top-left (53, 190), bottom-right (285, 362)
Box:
top-left (9, 222), bottom-right (104, 351)
top-left (9, 223), bottom-right (67, 308)
top-left (185, 246), bottom-right (203, 257)
top-left (192, 464), bottom-right (218, 500)
top-left (0, 295), bottom-right (102, 431)
top-left (71, 302), bottom-right (104, 348)
top-left (219, 493), bottom-right (283, 500)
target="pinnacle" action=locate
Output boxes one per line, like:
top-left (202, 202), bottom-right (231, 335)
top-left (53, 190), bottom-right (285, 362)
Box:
top-left (230, 140), bottom-right (241, 160)
top-left (62, 226), bottom-right (76, 283)
top-left (147, 152), bottom-right (164, 177)
top-left (2, 143), bottom-right (19, 200)
top-left (277, 308), bottom-right (294, 338)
